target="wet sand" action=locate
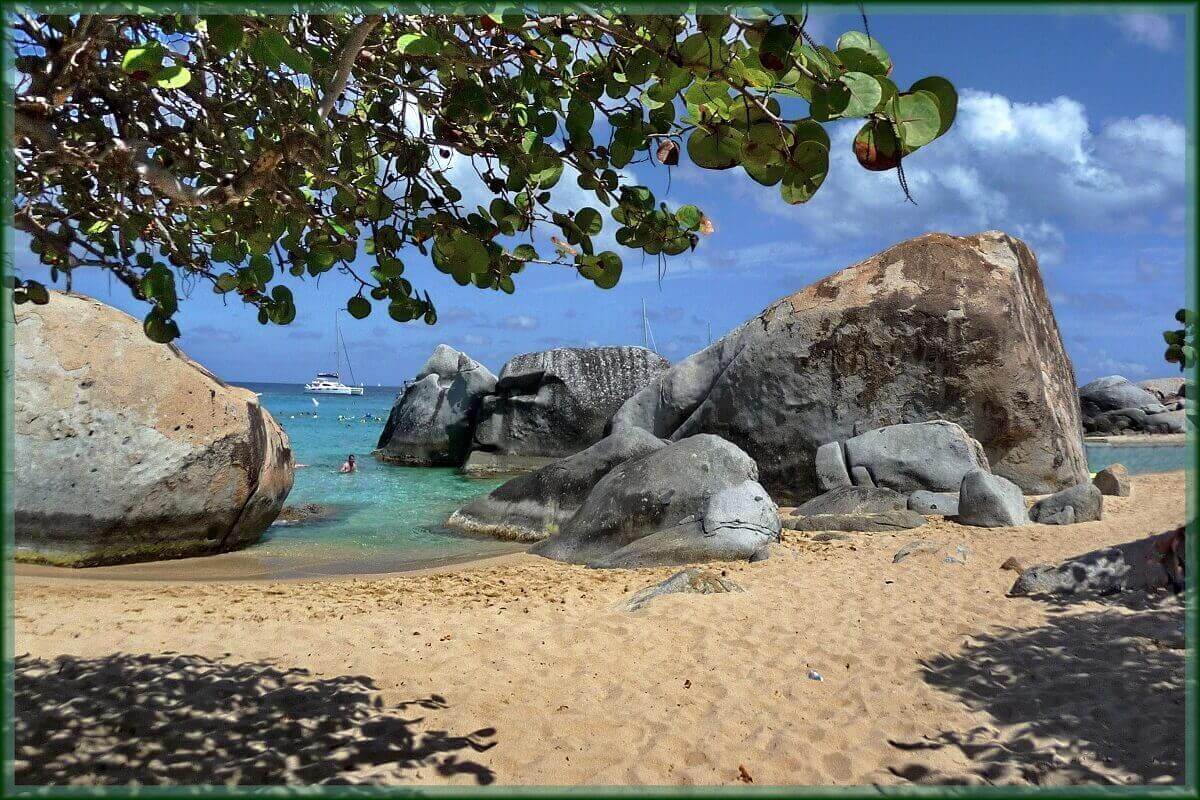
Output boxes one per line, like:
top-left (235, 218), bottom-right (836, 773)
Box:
top-left (14, 471), bottom-right (1189, 786)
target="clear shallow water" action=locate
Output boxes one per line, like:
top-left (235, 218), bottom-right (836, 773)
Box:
top-left (237, 383), bottom-right (1191, 575)
top-left (242, 383), bottom-right (516, 574)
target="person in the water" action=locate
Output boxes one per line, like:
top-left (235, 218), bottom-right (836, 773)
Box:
top-left (339, 454), bottom-right (356, 474)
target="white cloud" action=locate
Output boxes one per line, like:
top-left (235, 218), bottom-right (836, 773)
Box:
top-left (756, 89), bottom-right (1187, 264)
top-left (1111, 13), bottom-right (1174, 50)
top-left (499, 314), bottom-right (538, 330)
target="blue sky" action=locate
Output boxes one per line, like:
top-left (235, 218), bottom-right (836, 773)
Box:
top-left (18, 9), bottom-right (1193, 385)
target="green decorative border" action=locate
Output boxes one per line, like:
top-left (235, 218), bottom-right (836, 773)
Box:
top-left (2, 2), bottom-right (1197, 796)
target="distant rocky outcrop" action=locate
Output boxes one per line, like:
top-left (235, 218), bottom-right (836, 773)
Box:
top-left (530, 435), bottom-right (780, 568)
top-left (374, 345), bottom-right (497, 466)
top-left (14, 292), bottom-right (294, 566)
top-left (466, 346), bottom-right (669, 474)
top-left (611, 231), bottom-right (1087, 502)
top-left (1080, 375), bottom-right (1186, 436)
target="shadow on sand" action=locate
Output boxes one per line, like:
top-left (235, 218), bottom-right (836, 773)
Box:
top-left (888, 595), bottom-right (1185, 785)
top-left (15, 652), bottom-right (497, 786)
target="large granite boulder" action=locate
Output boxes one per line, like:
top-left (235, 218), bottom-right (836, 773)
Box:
top-left (908, 490), bottom-right (960, 516)
top-left (957, 469), bottom-right (1029, 528)
top-left (792, 485), bottom-right (906, 516)
top-left (466, 346), bottom-right (669, 473)
top-left (1079, 375), bottom-right (1184, 435)
top-left (817, 421), bottom-right (989, 494)
top-left (374, 345), bottom-right (496, 466)
top-left (14, 293), bottom-right (294, 566)
top-left (611, 231), bottom-right (1087, 502)
top-left (530, 435), bottom-right (780, 568)
top-left (1138, 377), bottom-right (1186, 405)
top-left (446, 428), bottom-right (665, 542)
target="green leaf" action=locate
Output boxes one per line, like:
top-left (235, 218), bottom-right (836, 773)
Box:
top-left (591, 251), bottom-right (623, 289)
top-left (839, 72), bottom-right (882, 118)
top-left (780, 141), bottom-right (829, 204)
top-left (676, 204), bottom-right (704, 230)
top-left (810, 82), bottom-right (851, 122)
top-left (204, 16), bottom-right (244, 55)
top-left (252, 29), bottom-right (311, 74)
top-left (347, 296), bottom-right (371, 319)
top-left (574, 207), bottom-right (603, 236)
top-left (122, 43), bottom-right (163, 74)
top-left (894, 92), bottom-right (942, 150)
top-left (396, 34), bottom-right (440, 55)
top-left (153, 65), bottom-right (191, 89)
top-left (687, 127), bottom-right (740, 170)
top-left (909, 76), bottom-right (958, 137)
top-left (835, 31), bottom-right (892, 74)
top-left (853, 120), bottom-right (901, 171)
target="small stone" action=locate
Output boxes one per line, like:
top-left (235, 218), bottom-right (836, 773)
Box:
top-left (807, 669), bottom-right (823, 682)
top-left (893, 540), bottom-right (943, 563)
top-left (1092, 464), bottom-right (1131, 497)
top-left (1000, 556), bottom-right (1025, 572)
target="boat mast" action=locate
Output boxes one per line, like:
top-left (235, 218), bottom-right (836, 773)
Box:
top-left (642, 299), bottom-right (658, 354)
top-left (336, 311), bottom-right (359, 387)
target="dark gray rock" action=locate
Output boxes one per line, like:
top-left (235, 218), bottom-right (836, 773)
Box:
top-left (469, 346), bottom-right (669, 469)
top-left (850, 466), bottom-right (876, 487)
top-left (446, 428), bottom-right (665, 542)
top-left (623, 569), bottom-right (744, 612)
top-left (792, 485), bottom-right (906, 516)
top-left (1030, 483), bottom-right (1102, 525)
top-left (374, 345), bottom-right (496, 466)
top-left (1085, 407), bottom-right (1186, 436)
top-left (908, 490), bottom-right (959, 516)
top-left (530, 435), bottom-right (779, 568)
top-left (814, 442), bottom-right (852, 491)
top-left (1009, 527), bottom-right (1186, 597)
top-left (1080, 375), bottom-right (1186, 435)
top-left (784, 509), bottom-right (925, 533)
top-left (957, 469), bottom-right (1029, 528)
top-left (842, 421), bottom-right (989, 494)
top-left (1093, 464), bottom-right (1131, 497)
top-left (610, 231), bottom-right (1087, 501)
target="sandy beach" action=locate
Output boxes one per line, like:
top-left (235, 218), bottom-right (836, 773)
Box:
top-left (14, 470), bottom-right (1188, 786)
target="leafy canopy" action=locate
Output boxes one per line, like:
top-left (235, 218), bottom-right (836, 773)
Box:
top-left (13, 10), bottom-right (957, 342)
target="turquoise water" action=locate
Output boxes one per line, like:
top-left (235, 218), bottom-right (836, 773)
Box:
top-left (243, 383), bottom-right (515, 574)
top-left (1084, 443), bottom-right (1190, 475)
top-left (237, 382), bottom-right (1191, 574)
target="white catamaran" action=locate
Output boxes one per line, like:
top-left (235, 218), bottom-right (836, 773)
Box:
top-left (304, 312), bottom-right (364, 396)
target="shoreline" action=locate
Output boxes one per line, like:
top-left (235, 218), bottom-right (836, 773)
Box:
top-left (1084, 433), bottom-right (1187, 446)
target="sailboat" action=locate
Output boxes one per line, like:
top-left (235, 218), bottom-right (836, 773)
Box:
top-left (641, 298), bottom-right (659, 354)
top-left (304, 312), bottom-right (365, 395)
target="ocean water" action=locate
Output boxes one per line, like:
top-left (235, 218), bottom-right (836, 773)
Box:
top-left (239, 381), bottom-right (1191, 575)
top-left (243, 383), bottom-right (517, 575)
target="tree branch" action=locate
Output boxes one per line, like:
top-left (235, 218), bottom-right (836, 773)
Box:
top-left (317, 16), bottom-right (380, 122)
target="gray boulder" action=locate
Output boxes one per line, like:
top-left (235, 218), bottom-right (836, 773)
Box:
top-left (531, 435), bottom-right (779, 568)
top-left (908, 490), bottom-right (959, 516)
top-left (1030, 483), bottom-right (1102, 525)
top-left (814, 441), bottom-right (852, 491)
top-left (468, 346), bottom-right (669, 471)
top-left (792, 485), bottom-right (906, 516)
top-left (446, 428), bottom-right (665, 542)
top-left (1009, 527), bottom-right (1186, 597)
top-left (1138, 377), bottom-right (1186, 403)
top-left (15, 292), bottom-right (294, 566)
top-left (957, 469), bottom-right (1029, 528)
top-left (841, 421), bottom-right (989, 494)
top-left (375, 345), bottom-right (496, 466)
top-left (783, 509), bottom-right (925, 533)
top-left (1079, 375), bottom-right (1160, 416)
top-left (1093, 464), bottom-right (1131, 496)
top-left (611, 231), bottom-right (1087, 502)
top-left (1085, 407), bottom-right (1186, 436)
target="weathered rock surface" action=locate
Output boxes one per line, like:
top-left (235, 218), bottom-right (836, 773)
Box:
top-left (623, 569), bottom-right (744, 611)
top-left (783, 509), bottom-right (925, 533)
top-left (1030, 484), bottom-right (1102, 525)
top-left (1009, 527), bottom-right (1186, 596)
top-left (374, 345), bottom-right (496, 466)
top-left (611, 231), bottom-right (1087, 501)
top-left (840, 421), bottom-right (989, 494)
top-left (15, 293), bottom-right (294, 566)
top-left (1093, 464), bottom-right (1131, 497)
top-left (908, 490), bottom-right (959, 516)
top-left (530, 435), bottom-right (780, 568)
top-left (1080, 375), bottom-right (1185, 435)
top-left (1138, 377), bottom-right (1186, 403)
top-left (814, 441), bottom-right (852, 490)
top-left (446, 428), bottom-right (665, 542)
top-left (469, 346), bottom-right (669, 469)
top-left (792, 485), bottom-right (906, 517)
top-left (957, 469), bottom-right (1029, 528)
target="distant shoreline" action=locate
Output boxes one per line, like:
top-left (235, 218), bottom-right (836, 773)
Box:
top-left (1084, 433), bottom-right (1187, 447)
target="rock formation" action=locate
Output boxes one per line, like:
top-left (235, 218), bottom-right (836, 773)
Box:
top-left (611, 231), bottom-right (1087, 502)
top-left (466, 346), bottom-right (669, 473)
top-left (815, 421), bottom-right (989, 494)
top-left (956, 469), bottom-right (1029, 528)
top-left (1080, 375), bottom-right (1186, 435)
top-left (1029, 484), bottom-right (1103, 525)
top-left (14, 292), bottom-right (294, 566)
top-left (530, 435), bottom-right (780, 568)
top-left (374, 345), bottom-right (497, 466)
